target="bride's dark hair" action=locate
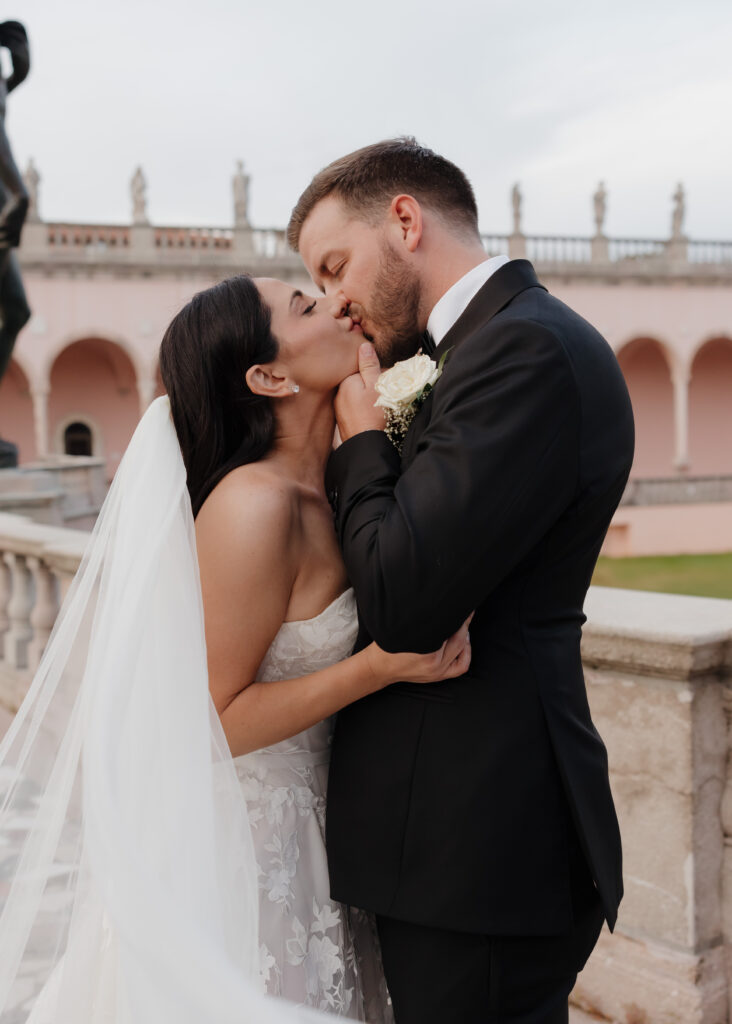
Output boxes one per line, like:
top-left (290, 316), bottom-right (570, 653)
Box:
top-left (159, 274), bottom-right (279, 517)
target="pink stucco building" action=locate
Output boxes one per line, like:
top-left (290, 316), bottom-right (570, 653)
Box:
top-left (1, 170), bottom-right (731, 555)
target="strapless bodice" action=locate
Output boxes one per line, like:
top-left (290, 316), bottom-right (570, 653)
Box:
top-left (256, 588), bottom-right (358, 683)
top-left (237, 587), bottom-right (358, 766)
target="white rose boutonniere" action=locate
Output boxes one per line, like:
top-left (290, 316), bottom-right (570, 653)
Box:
top-left (374, 349), bottom-right (449, 452)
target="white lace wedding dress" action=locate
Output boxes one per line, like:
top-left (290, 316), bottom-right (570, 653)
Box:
top-left (234, 587), bottom-right (392, 1022)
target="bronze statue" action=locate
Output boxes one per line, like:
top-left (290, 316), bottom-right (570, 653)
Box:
top-left (0, 20), bottom-right (32, 468)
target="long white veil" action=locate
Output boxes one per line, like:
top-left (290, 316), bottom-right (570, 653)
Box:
top-left (0, 397), bottom-right (328, 1023)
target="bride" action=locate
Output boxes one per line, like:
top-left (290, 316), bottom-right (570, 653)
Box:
top-left (0, 274), bottom-right (471, 1023)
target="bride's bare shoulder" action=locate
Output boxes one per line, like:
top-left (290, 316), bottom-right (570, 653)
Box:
top-left (195, 464), bottom-right (297, 663)
top-left (196, 463), bottom-right (297, 549)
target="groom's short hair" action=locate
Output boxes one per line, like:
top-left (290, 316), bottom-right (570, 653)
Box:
top-left (287, 137), bottom-right (480, 251)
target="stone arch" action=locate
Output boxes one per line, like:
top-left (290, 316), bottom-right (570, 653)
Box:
top-left (688, 336), bottom-right (732, 476)
top-left (0, 358), bottom-right (36, 463)
top-left (48, 337), bottom-right (139, 481)
top-left (41, 328), bottom-right (145, 390)
top-left (616, 337), bottom-right (675, 478)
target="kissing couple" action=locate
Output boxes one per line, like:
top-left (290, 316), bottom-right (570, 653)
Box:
top-left (0, 138), bottom-right (634, 1024)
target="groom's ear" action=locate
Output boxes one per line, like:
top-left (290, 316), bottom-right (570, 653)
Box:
top-left (245, 364), bottom-right (292, 399)
top-left (389, 194), bottom-right (423, 254)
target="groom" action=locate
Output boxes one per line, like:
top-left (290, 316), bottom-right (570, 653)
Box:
top-left (288, 139), bottom-right (634, 1023)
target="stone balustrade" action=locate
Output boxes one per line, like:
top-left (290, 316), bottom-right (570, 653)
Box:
top-left (483, 232), bottom-right (732, 275)
top-left (1, 511), bottom-right (732, 1021)
top-left (20, 220), bottom-right (295, 272)
top-left (18, 219), bottom-right (732, 280)
top-left (0, 513), bottom-right (88, 710)
top-left (622, 475), bottom-right (732, 507)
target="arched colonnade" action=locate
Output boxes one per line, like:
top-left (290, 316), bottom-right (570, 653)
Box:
top-left (2, 332), bottom-right (731, 482)
top-left (616, 335), bottom-right (732, 477)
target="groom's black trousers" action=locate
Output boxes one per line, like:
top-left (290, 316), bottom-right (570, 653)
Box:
top-left (375, 842), bottom-right (604, 1024)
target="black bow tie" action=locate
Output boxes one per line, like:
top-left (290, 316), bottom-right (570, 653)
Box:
top-left (421, 330), bottom-right (436, 356)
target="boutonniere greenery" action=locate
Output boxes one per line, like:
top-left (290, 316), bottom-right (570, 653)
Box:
top-left (374, 349), bottom-right (450, 453)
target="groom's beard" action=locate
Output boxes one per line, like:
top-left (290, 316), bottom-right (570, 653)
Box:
top-left (367, 242), bottom-right (423, 368)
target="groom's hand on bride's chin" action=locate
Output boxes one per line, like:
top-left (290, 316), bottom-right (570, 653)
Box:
top-left (334, 342), bottom-right (386, 442)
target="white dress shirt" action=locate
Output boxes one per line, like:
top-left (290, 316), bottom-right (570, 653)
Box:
top-left (426, 254), bottom-right (510, 345)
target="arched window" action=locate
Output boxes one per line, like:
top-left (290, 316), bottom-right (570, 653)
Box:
top-left (64, 421), bottom-right (93, 456)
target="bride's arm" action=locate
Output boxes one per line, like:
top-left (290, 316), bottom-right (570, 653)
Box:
top-left (195, 468), bottom-right (471, 758)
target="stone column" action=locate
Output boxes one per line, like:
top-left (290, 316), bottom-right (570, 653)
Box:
top-left (130, 224), bottom-right (156, 260)
top-left (233, 225), bottom-right (255, 260)
top-left (31, 386), bottom-right (50, 459)
top-left (591, 235), bottom-right (609, 262)
top-left (508, 233), bottom-right (526, 259)
top-left (19, 220), bottom-right (47, 256)
top-left (671, 362), bottom-right (691, 471)
top-left (667, 237), bottom-right (689, 264)
top-left (137, 375), bottom-right (156, 416)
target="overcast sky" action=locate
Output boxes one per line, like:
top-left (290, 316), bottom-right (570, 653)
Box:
top-left (5, 0), bottom-right (731, 240)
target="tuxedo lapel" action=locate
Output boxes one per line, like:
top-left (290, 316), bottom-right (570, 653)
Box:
top-left (433, 259), bottom-right (546, 362)
top-left (400, 262), bottom-right (544, 465)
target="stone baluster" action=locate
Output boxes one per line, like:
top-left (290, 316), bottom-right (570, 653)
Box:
top-left (0, 556), bottom-right (11, 659)
top-left (3, 552), bottom-right (34, 669)
top-left (26, 557), bottom-right (60, 671)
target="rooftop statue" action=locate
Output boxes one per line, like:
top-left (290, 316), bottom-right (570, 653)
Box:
top-left (233, 160), bottom-right (250, 227)
top-left (131, 166), bottom-right (149, 225)
top-left (671, 182), bottom-right (686, 241)
top-left (593, 181), bottom-right (607, 237)
top-left (23, 157), bottom-right (40, 222)
top-left (511, 182), bottom-right (522, 235)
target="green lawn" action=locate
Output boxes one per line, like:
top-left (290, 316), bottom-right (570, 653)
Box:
top-left (592, 553), bottom-right (732, 600)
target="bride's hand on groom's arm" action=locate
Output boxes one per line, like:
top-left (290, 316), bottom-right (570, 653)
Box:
top-left (366, 613), bottom-right (474, 687)
top-left (335, 342), bottom-right (386, 442)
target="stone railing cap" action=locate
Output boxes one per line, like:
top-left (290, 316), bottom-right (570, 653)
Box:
top-left (585, 586), bottom-right (732, 644)
top-left (583, 586), bottom-right (732, 679)
top-left (0, 513), bottom-right (90, 561)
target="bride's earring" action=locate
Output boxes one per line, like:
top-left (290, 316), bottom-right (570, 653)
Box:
top-left (291, 384), bottom-right (300, 394)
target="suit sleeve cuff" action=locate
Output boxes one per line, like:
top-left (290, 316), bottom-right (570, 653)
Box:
top-left (326, 430), bottom-right (401, 521)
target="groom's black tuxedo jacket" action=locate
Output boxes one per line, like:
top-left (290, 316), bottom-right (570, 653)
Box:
top-left (324, 260), bottom-right (634, 937)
